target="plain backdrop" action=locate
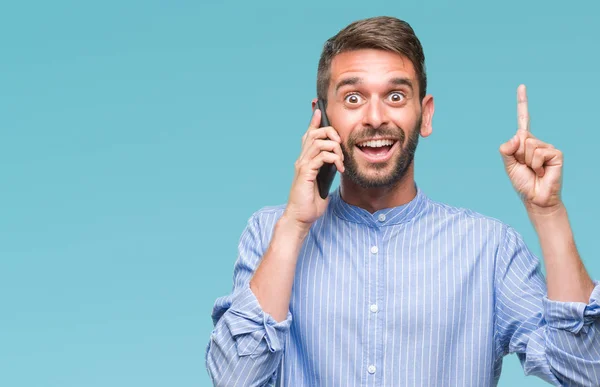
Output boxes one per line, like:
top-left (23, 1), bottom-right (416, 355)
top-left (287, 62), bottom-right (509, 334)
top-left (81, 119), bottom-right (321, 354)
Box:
top-left (1, 0), bottom-right (599, 386)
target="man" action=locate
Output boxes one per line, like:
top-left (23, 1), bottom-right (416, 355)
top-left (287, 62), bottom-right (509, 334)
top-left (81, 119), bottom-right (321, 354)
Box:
top-left (205, 16), bottom-right (600, 386)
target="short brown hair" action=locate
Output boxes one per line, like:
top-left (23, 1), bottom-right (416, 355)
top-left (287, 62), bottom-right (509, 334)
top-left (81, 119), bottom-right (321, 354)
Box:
top-left (316, 16), bottom-right (427, 102)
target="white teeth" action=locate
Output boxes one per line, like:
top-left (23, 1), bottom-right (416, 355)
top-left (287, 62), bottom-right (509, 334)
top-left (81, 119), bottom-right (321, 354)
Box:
top-left (357, 139), bottom-right (395, 148)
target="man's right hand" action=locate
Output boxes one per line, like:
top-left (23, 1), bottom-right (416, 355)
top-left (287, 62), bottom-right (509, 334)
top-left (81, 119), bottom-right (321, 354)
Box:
top-left (282, 108), bottom-right (345, 232)
top-left (248, 108), bottom-right (344, 323)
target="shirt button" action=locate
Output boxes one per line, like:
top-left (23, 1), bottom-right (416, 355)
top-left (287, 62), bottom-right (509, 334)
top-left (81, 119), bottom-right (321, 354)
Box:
top-left (370, 304), bottom-right (378, 313)
top-left (370, 246), bottom-right (378, 254)
top-left (378, 213), bottom-right (386, 222)
top-left (368, 365), bottom-right (376, 374)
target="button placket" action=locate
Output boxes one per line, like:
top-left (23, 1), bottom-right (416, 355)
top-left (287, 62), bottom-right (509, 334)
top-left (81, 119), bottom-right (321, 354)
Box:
top-left (366, 228), bottom-right (382, 382)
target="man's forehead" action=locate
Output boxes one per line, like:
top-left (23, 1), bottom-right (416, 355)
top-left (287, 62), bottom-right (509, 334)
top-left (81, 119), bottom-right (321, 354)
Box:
top-left (329, 49), bottom-right (416, 89)
top-left (330, 49), bottom-right (415, 77)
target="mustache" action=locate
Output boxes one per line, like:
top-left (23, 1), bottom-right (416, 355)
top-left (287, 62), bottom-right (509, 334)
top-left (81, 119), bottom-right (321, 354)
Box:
top-left (347, 126), bottom-right (406, 145)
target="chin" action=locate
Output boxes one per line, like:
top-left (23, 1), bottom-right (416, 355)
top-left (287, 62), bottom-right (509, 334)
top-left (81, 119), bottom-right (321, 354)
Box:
top-left (349, 167), bottom-right (405, 188)
top-left (344, 155), bottom-right (413, 189)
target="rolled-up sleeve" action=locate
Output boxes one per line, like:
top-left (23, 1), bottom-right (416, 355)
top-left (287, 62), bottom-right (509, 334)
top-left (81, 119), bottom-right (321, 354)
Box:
top-left (222, 285), bottom-right (292, 357)
top-left (205, 211), bottom-right (292, 387)
top-left (494, 225), bottom-right (600, 386)
top-left (542, 283), bottom-right (600, 334)
top-left (540, 281), bottom-right (600, 385)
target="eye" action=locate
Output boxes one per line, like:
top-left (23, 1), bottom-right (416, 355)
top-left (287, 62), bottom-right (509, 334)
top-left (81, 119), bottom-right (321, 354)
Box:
top-left (388, 92), bottom-right (405, 103)
top-left (344, 93), bottom-right (363, 104)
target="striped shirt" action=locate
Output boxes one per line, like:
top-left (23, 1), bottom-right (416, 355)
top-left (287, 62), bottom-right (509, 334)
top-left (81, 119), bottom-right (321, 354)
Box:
top-left (205, 185), bottom-right (600, 386)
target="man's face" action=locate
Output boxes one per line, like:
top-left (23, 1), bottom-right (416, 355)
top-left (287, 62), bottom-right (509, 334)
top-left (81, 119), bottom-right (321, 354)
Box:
top-left (325, 49), bottom-right (429, 188)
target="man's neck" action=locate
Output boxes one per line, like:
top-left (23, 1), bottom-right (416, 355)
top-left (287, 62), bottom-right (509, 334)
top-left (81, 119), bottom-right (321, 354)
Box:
top-left (339, 166), bottom-right (417, 214)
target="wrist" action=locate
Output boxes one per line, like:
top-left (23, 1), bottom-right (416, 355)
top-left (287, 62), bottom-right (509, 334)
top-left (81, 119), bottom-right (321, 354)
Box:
top-left (278, 213), bottom-right (311, 241)
top-left (525, 201), bottom-right (570, 235)
top-left (525, 201), bottom-right (566, 222)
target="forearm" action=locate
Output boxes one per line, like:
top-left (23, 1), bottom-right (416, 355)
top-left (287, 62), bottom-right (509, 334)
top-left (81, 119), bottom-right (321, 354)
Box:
top-left (206, 212), bottom-right (298, 385)
top-left (250, 214), bottom-right (309, 322)
top-left (527, 202), bottom-right (595, 303)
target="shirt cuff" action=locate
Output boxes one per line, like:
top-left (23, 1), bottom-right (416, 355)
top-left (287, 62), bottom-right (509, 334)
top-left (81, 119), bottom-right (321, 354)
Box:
top-left (543, 280), bottom-right (600, 334)
top-left (222, 284), bottom-right (293, 357)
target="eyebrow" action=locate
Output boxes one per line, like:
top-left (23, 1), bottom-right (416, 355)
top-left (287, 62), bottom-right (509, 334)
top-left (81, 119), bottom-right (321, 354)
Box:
top-left (334, 76), bottom-right (414, 93)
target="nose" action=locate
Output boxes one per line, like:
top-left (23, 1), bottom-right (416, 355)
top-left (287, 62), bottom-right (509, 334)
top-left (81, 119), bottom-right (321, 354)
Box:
top-left (362, 99), bottom-right (389, 129)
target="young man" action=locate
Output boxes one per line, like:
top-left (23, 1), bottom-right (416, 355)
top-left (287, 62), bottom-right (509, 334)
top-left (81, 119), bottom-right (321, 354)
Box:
top-left (205, 16), bottom-right (600, 386)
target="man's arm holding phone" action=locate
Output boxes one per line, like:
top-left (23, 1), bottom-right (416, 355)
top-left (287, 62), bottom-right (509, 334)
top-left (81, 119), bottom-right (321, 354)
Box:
top-left (205, 107), bottom-right (344, 386)
top-left (250, 105), bottom-right (343, 322)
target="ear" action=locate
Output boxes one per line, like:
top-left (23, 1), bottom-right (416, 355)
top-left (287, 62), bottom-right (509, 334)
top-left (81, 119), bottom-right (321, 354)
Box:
top-left (419, 94), bottom-right (434, 137)
top-left (311, 98), bottom-right (318, 111)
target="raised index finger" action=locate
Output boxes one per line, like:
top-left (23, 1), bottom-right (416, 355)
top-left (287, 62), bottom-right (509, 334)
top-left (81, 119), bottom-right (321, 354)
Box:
top-left (517, 84), bottom-right (530, 133)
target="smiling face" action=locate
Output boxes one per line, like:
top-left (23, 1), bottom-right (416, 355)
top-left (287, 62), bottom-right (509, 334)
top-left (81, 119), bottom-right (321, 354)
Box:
top-left (323, 48), bottom-right (433, 189)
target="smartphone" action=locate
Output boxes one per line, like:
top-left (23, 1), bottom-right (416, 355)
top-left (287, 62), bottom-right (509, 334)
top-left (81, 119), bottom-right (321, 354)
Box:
top-left (315, 99), bottom-right (338, 199)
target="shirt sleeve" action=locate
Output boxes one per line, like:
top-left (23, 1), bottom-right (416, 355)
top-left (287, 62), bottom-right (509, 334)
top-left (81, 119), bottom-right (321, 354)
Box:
top-left (205, 211), bottom-right (293, 387)
top-left (494, 225), bottom-right (600, 386)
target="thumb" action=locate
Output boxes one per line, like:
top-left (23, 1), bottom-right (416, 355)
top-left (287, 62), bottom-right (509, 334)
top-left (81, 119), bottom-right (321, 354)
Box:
top-left (499, 134), bottom-right (520, 166)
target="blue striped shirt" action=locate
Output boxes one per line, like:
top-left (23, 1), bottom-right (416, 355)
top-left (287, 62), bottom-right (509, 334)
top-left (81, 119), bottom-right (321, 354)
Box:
top-left (205, 185), bottom-right (600, 386)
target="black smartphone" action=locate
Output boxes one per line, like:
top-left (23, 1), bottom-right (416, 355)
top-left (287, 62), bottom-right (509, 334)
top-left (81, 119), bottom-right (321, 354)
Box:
top-left (315, 99), bottom-right (338, 199)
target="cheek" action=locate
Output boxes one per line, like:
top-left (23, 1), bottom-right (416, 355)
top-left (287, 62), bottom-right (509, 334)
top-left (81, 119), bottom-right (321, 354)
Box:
top-left (338, 131), bottom-right (355, 150)
top-left (393, 103), bottom-right (421, 125)
top-left (393, 115), bottom-right (416, 129)
top-left (341, 141), bottom-right (353, 155)
top-left (331, 112), bottom-right (360, 136)
top-left (335, 125), bottom-right (354, 142)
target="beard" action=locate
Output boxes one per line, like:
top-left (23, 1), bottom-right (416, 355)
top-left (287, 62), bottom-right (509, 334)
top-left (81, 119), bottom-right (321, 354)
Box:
top-left (340, 115), bottom-right (422, 189)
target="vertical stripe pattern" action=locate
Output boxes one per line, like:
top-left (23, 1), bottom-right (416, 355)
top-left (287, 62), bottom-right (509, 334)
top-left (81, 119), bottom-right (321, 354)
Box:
top-left (206, 186), bottom-right (600, 386)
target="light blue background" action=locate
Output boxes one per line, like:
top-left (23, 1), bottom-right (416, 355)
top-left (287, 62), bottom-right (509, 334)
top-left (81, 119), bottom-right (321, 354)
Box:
top-left (1, 1), bottom-right (598, 386)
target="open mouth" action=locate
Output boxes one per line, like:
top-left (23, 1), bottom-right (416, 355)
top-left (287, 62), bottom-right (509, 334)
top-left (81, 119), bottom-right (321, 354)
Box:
top-left (355, 139), bottom-right (399, 163)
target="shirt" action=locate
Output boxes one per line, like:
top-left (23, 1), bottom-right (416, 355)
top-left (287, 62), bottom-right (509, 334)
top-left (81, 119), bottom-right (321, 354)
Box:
top-left (205, 184), bottom-right (600, 386)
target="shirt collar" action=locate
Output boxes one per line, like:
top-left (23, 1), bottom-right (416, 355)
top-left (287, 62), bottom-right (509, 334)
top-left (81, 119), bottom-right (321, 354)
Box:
top-left (329, 183), bottom-right (428, 227)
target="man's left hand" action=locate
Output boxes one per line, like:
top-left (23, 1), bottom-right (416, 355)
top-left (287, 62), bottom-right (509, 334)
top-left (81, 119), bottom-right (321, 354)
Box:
top-left (499, 84), bottom-right (564, 213)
